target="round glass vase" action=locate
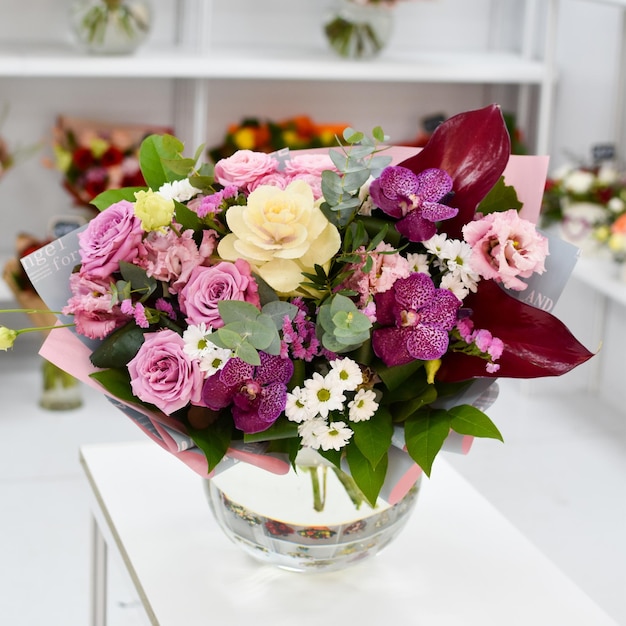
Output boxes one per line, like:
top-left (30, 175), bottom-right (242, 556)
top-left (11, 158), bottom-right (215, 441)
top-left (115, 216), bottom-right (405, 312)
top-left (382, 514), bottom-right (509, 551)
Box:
top-left (323, 0), bottom-right (394, 60)
top-left (204, 448), bottom-right (421, 573)
top-left (69, 0), bottom-right (152, 55)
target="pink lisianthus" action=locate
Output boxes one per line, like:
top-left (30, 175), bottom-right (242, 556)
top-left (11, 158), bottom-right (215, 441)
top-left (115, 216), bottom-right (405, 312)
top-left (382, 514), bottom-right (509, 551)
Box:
top-left (62, 272), bottom-right (127, 340)
top-left (178, 259), bottom-right (261, 327)
top-left (341, 242), bottom-right (412, 307)
top-left (462, 209), bottom-right (549, 291)
top-left (128, 329), bottom-right (205, 415)
top-left (77, 200), bottom-right (145, 279)
top-left (140, 227), bottom-right (218, 294)
top-left (213, 150), bottom-right (279, 191)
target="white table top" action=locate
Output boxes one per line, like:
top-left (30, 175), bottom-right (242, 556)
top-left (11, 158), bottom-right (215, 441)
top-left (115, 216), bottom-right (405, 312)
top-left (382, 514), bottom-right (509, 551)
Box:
top-left (79, 441), bottom-right (618, 626)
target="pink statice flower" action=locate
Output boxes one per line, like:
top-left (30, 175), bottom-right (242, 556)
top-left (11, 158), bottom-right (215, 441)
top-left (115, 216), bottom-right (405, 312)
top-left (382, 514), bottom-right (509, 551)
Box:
top-left (213, 150), bottom-right (279, 191)
top-left (341, 242), bottom-right (412, 307)
top-left (372, 272), bottom-right (461, 366)
top-left (140, 227), bottom-right (217, 294)
top-left (178, 259), bottom-right (260, 327)
top-left (281, 299), bottom-right (322, 361)
top-left (451, 317), bottom-right (504, 373)
top-left (462, 209), bottom-right (549, 291)
top-left (62, 272), bottom-right (127, 340)
top-left (121, 299), bottom-right (149, 328)
top-left (189, 185), bottom-right (240, 218)
top-left (77, 199), bottom-right (144, 279)
top-left (128, 329), bottom-right (205, 415)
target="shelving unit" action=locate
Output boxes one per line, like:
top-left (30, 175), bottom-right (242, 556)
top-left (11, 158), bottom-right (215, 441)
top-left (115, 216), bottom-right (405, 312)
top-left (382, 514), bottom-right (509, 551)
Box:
top-left (0, 0), bottom-right (560, 154)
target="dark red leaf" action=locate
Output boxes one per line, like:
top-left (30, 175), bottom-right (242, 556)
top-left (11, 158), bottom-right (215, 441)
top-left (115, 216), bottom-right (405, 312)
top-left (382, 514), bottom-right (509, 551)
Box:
top-left (399, 104), bottom-right (511, 239)
top-left (437, 280), bottom-right (595, 381)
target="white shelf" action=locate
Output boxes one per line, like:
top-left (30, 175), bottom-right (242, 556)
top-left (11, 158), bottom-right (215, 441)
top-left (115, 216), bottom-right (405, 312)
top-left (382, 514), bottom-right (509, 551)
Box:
top-left (572, 256), bottom-right (626, 307)
top-left (0, 42), bottom-right (548, 84)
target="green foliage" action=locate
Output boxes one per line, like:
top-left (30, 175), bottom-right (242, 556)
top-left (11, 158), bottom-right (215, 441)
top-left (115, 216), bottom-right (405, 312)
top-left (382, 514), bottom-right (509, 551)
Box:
top-left (186, 415), bottom-right (233, 474)
top-left (90, 322), bottom-right (145, 368)
top-left (477, 175), bottom-right (523, 215)
top-left (90, 186), bottom-right (146, 211)
top-left (317, 293), bottom-right (372, 353)
top-left (320, 126), bottom-right (392, 228)
top-left (345, 444), bottom-right (388, 508)
top-left (209, 300), bottom-right (298, 366)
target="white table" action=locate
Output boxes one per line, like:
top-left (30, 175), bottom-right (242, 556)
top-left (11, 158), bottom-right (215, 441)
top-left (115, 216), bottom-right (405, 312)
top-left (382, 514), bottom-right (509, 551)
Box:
top-left (80, 441), bottom-right (618, 626)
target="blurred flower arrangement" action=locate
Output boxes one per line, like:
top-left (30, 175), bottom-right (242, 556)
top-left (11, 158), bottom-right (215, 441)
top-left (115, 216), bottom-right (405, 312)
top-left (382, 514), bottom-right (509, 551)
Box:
top-left (541, 162), bottom-right (626, 263)
top-left (5, 105), bottom-right (593, 507)
top-left (207, 115), bottom-right (349, 163)
top-left (50, 116), bottom-right (171, 211)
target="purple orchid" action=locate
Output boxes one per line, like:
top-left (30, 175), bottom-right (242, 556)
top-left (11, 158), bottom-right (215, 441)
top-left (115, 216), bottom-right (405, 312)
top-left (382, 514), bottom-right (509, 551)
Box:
top-left (372, 273), bottom-right (461, 367)
top-left (368, 166), bottom-right (457, 242)
top-left (201, 352), bottom-right (294, 434)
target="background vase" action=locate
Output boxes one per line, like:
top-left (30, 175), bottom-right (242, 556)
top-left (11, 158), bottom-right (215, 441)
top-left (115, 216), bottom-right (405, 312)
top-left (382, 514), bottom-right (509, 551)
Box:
top-left (69, 0), bottom-right (152, 55)
top-left (204, 448), bottom-right (420, 573)
top-left (39, 358), bottom-right (83, 411)
top-left (323, 0), bottom-right (394, 60)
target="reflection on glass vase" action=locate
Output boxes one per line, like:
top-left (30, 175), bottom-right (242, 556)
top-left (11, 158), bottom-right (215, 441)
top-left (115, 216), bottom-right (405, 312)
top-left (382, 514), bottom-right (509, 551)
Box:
top-left (323, 0), bottom-right (394, 60)
top-left (204, 447), bottom-right (421, 573)
top-left (69, 0), bottom-right (152, 55)
top-left (40, 358), bottom-right (83, 411)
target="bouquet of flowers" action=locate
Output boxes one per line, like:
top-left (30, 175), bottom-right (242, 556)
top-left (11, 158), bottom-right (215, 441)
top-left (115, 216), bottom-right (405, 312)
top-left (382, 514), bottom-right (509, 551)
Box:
top-left (541, 162), bottom-right (626, 262)
top-left (207, 115), bottom-right (349, 163)
top-left (7, 105), bottom-right (593, 507)
top-left (50, 116), bottom-right (171, 210)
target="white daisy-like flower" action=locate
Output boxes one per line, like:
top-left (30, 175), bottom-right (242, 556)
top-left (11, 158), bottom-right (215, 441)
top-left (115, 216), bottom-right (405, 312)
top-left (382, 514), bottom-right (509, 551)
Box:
top-left (158, 178), bottom-right (201, 203)
top-left (608, 197), bottom-right (625, 213)
top-left (197, 345), bottom-right (232, 377)
top-left (297, 418), bottom-right (328, 448)
top-left (327, 357), bottom-right (363, 391)
top-left (439, 272), bottom-right (470, 300)
top-left (315, 420), bottom-right (353, 451)
top-left (348, 388), bottom-right (378, 422)
top-left (182, 323), bottom-right (214, 359)
top-left (285, 387), bottom-right (314, 423)
top-left (422, 233), bottom-right (448, 258)
top-left (405, 252), bottom-right (430, 275)
top-left (303, 372), bottom-right (346, 418)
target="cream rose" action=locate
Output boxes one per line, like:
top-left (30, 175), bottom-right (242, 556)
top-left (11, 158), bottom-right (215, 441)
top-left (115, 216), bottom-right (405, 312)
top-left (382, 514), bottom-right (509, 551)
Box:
top-left (217, 180), bottom-right (341, 293)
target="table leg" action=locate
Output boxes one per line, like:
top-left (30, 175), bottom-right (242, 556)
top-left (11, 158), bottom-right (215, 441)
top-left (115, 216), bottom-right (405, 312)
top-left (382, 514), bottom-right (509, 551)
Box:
top-left (91, 515), bottom-right (108, 626)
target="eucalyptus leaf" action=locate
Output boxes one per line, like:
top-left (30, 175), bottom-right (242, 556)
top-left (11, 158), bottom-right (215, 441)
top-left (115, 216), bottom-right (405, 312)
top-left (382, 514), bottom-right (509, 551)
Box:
top-left (218, 300), bottom-right (261, 324)
top-left (236, 342), bottom-right (261, 366)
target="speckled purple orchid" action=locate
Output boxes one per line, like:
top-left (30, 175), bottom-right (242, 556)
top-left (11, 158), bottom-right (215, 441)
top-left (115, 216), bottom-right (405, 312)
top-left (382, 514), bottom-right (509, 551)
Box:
top-left (201, 352), bottom-right (294, 434)
top-left (369, 166), bottom-right (457, 242)
top-left (372, 273), bottom-right (461, 367)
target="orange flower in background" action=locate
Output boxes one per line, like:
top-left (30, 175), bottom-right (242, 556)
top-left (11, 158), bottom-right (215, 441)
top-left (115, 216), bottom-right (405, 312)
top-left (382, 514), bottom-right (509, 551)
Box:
top-left (208, 115), bottom-right (350, 162)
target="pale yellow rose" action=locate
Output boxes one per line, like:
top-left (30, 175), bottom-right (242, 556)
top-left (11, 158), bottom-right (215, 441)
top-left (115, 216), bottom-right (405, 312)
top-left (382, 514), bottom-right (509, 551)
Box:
top-left (218, 180), bottom-right (341, 294)
top-left (134, 189), bottom-right (175, 232)
top-left (0, 326), bottom-right (18, 351)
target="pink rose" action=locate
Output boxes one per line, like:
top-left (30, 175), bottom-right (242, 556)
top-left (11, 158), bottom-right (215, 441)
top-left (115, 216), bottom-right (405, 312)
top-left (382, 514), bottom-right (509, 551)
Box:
top-left (178, 259), bottom-right (261, 327)
top-left (213, 150), bottom-right (279, 191)
top-left (62, 272), bottom-right (127, 340)
top-left (462, 209), bottom-right (549, 291)
top-left (283, 153), bottom-right (335, 177)
top-left (78, 200), bottom-right (144, 279)
top-left (140, 227), bottom-right (218, 294)
top-left (128, 329), bottom-right (204, 415)
top-left (247, 171), bottom-right (290, 193)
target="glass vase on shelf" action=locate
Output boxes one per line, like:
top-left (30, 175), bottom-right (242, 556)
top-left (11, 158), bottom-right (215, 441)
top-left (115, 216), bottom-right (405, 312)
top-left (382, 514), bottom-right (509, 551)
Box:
top-left (40, 358), bottom-right (83, 411)
top-left (204, 447), bottom-right (421, 573)
top-left (69, 0), bottom-right (152, 55)
top-left (323, 0), bottom-right (395, 60)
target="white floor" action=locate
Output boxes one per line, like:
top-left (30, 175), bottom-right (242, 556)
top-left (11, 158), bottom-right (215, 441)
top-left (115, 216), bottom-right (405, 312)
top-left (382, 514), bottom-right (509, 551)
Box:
top-left (1, 332), bottom-right (625, 625)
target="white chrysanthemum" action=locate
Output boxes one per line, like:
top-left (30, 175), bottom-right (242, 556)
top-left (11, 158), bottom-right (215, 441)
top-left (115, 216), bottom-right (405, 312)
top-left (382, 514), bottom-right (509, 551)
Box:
top-left (315, 421), bottom-right (353, 451)
top-left (327, 357), bottom-right (363, 391)
top-left (158, 178), bottom-right (201, 203)
top-left (422, 233), bottom-right (448, 257)
top-left (608, 197), bottom-right (625, 213)
top-left (439, 272), bottom-right (471, 300)
top-left (182, 323), bottom-right (213, 359)
top-left (285, 387), bottom-right (314, 423)
top-left (563, 170), bottom-right (594, 195)
top-left (405, 252), bottom-right (430, 275)
top-left (348, 389), bottom-right (378, 422)
top-left (197, 346), bottom-right (232, 377)
top-left (297, 418), bottom-right (328, 448)
top-left (303, 372), bottom-right (346, 418)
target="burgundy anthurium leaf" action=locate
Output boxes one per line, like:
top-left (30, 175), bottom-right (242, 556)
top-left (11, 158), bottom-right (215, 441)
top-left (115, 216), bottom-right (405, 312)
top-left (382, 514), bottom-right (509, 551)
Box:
top-left (437, 280), bottom-right (595, 382)
top-left (399, 104), bottom-right (511, 239)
